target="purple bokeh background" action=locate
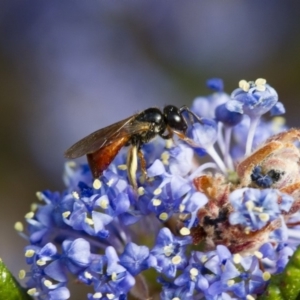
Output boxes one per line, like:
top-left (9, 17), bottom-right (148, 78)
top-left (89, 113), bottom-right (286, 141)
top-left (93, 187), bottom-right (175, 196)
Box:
top-left (1, 0), bottom-right (300, 292)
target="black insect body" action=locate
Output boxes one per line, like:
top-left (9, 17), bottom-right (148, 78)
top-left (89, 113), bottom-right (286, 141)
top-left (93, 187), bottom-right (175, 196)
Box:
top-left (65, 105), bottom-right (201, 189)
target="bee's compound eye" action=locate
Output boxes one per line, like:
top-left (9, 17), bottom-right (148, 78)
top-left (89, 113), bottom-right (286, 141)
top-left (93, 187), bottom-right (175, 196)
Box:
top-left (164, 105), bottom-right (187, 132)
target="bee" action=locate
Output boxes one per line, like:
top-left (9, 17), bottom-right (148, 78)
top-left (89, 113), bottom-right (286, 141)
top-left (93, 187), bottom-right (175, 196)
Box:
top-left (65, 105), bottom-right (201, 189)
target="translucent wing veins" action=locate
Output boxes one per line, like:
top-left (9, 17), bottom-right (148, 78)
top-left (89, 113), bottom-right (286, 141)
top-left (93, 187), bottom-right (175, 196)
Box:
top-left (64, 114), bottom-right (151, 159)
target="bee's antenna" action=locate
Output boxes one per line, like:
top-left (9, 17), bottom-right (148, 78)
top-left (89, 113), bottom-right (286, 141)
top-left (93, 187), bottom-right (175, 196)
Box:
top-left (179, 105), bottom-right (203, 124)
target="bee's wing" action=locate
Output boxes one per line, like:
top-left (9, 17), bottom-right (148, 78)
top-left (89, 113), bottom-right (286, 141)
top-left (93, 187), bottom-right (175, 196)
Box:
top-left (65, 114), bottom-right (151, 159)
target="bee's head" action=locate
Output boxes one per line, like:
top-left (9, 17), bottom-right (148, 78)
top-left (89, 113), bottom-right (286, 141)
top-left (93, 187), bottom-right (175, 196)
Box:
top-left (163, 105), bottom-right (188, 133)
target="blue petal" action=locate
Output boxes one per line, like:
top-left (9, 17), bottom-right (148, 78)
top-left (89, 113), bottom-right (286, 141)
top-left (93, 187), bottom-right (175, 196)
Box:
top-left (147, 159), bottom-right (166, 177)
top-left (119, 243), bottom-right (150, 275)
top-left (92, 211), bottom-right (113, 233)
top-left (197, 274), bottom-right (209, 290)
top-left (40, 243), bottom-right (57, 258)
top-left (44, 260), bottom-right (68, 282)
top-left (259, 243), bottom-right (276, 259)
top-left (215, 103), bottom-right (243, 127)
top-left (216, 245), bottom-right (232, 262)
top-left (221, 261), bottom-right (240, 281)
top-left (189, 118), bottom-right (218, 148)
top-left (49, 287), bottom-right (70, 300)
top-left (63, 238), bottom-right (91, 267)
top-left (270, 101), bottom-right (285, 116)
top-left (206, 78), bottom-right (224, 92)
top-left (226, 100), bottom-right (244, 114)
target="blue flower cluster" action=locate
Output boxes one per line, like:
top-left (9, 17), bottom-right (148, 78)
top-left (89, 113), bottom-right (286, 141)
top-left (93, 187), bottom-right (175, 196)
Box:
top-left (17, 78), bottom-right (300, 299)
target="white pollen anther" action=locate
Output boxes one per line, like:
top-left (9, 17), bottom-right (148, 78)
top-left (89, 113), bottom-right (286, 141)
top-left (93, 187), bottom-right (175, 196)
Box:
top-left (25, 212), bottom-right (34, 219)
top-left (244, 227), bottom-right (251, 234)
top-left (262, 271), bottom-right (271, 281)
top-left (27, 288), bottom-right (37, 295)
top-left (165, 139), bottom-right (173, 149)
top-left (84, 271), bottom-right (92, 279)
top-left (190, 267), bottom-right (199, 277)
top-left (93, 179), bottom-right (102, 189)
top-left (118, 164), bottom-right (127, 170)
top-left (44, 280), bottom-right (52, 287)
top-left (179, 227), bottom-right (190, 236)
top-left (14, 222), bottom-right (24, 232)
top-left (30, 203), bottom-right (38, 212)
top-left (19, 270), bottom-right (26, 279)
top-left (233, 254), bottom-right (241, 264)
top-left (201, 255), bottom-right (208, 263)
top-left (138, 187), bottom-right (145, 196)
top-left (246, 295), bottom-right (255, 300)
top-left (161, 151), bottom-right (170, 164)
top-left (66, 161), bottom-right (76, 168)
top-left (85, 217), bottom-right (94, 226)
top-left (62, 211), bottom-right (71, 218)
top-left (153, 188), bottom-right (162, 195)
top-left (171, 255), bottom-right (182, 265)
top-left (239, 79), bottom-right (250, 92)
top-left (227, 279), bottom-right (235, 287)
top-left (164, 244), bottom-right (174, 257)
top-left (72, 191), bottom-right (80, 199)
top-left (259, 213), bottom-right (270, 222)
top-left (36, 191), bottom-right (43, 201)
top-left (100, 198), bottom-right (109, 209)
top-left (255, 78), bottom-right (266, 86)
top-left (245, 201), bottom-right (254, 211)
top-left (93, 292), bottom-right (102, 299)
top-left (159, 212), bottom-right (168, 221)
top-left (153, 199), bottom-right (162, 206)
top-left (25, 249), bottom-right (35, 258)
top-left (254, 251), bottom-right (263, 259)
top-left (37, 259), bottom-right (46, 266)
top-left (111, 272), bottom-right (118, 281)
top-left (107, 293), bottom-right (115, 299)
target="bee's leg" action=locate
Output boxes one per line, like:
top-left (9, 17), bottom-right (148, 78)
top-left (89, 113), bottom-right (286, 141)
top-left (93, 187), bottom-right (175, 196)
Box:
top-left (127, 144), bottom-right (138, 190)
top-left (160, 127), bottom-right (176, 147)
top-left (160, 127), bottom-right (173, 139)
top-left (138, 148), bottom-right (148, 181)
top-left (179, 105), bottom-right (203, 124)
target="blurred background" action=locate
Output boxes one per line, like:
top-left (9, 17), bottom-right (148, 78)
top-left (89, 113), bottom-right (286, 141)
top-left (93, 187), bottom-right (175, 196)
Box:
top-left (1, 0), bottom-right (300, 293)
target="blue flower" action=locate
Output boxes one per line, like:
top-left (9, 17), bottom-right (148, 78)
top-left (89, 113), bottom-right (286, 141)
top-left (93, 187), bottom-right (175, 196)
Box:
top-left (174, 251), bottom-right (211, 295)
top-left (119, 242), bottom-right (155, 275)
top-left (62, 238), bottom-right (91, 272)
top-left (97, 246), bottom-right (135, 296)
top-left (229, 188), bottom-right (290, 231)
top-left (23, 243), bottom-right (71, 299)
top-left (215, 103), bottom-right (243, 127)
top-left (19, 78), bottom-right (300, 299)
top-left (228, 79), bottom-right (280, 155)
top-left (26, 191), bottom-right (75, 245)
top-left (151, 228), bottom-right (191, 278)
top-left (188, 118), bottom-right (218, 149)
top-left (160, 280), bottom-right (194, 300)
top-left (228, 78), bottom-right (278, 118)
top-left (205, 246), bottom-right (266, 299)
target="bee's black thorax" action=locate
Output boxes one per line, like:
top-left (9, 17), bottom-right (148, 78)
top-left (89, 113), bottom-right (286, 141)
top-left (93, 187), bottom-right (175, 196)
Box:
top-left (131, 108), bottom-right (167, 146)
